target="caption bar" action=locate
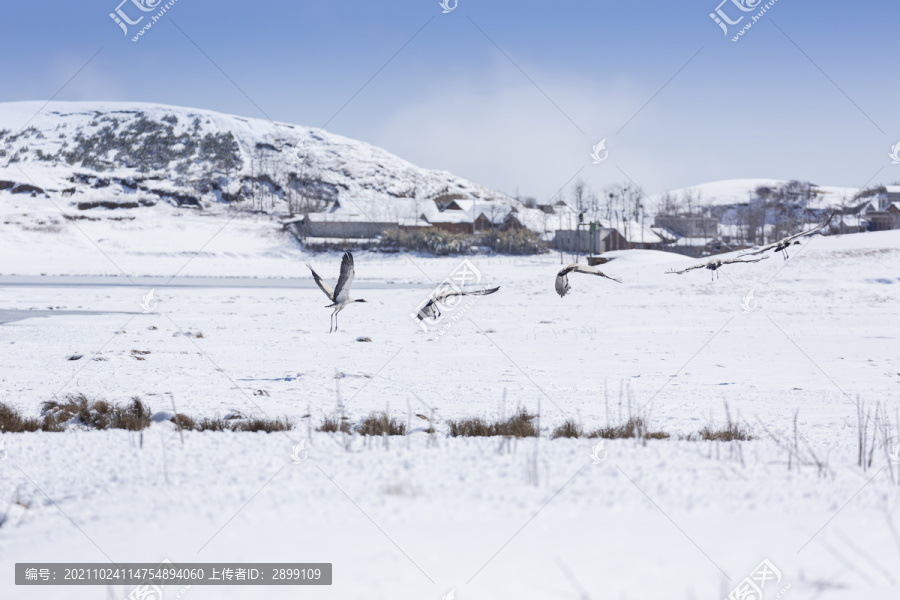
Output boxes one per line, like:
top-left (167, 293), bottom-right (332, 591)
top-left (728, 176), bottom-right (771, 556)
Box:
top-left (16, 563), bottom-right (332, 585)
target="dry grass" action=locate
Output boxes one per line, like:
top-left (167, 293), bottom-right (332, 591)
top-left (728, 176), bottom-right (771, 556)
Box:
top-left (551, 420), bottom-right (583, 439)
top-left (111, 397), bottom-right (152, 431)
top-left (174, 415), bottom-right (292, 433)
top-left (4, 394), bottom-right (288, 434)
top-left (699, 422), bottom-right (753, 441)
top-left (172, 414), bottom-right (195, 430)
top-left (448, 409), bottom-right (538, 438)
top-left (189, 417), bottom-right (229, 432)
top-left (698, 402), bottom-right (753, 441)
top-left (357, 412), bottom-right (407, 436)
top-left (41, 394), bottom-right (151, 431)
top-left (230, 417), bottom-right (292, 433)
top-left (317, 416), bottom-right (351, 434)
top-left (447, 417), bottom-right (491, 437)
top-left (0, 403), bottom-right (51, 432)
top-left (588, 417), bottom-right (670, 440)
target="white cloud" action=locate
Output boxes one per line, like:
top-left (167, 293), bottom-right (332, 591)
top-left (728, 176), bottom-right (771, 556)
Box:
top-left (368, 63), bottom-right (644, 201)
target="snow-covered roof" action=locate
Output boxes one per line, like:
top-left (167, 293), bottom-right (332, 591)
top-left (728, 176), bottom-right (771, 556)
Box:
top-left (508, 207), bottom-right (550, 232)
top-left (301, 198), bottom-right (431, 227)
top-left (286, 197), bottom-right (559, 233)
top-left (431, 201), bottom-right (557, 234)
top-left (833, 215), bottom-right (866, 227)
top-left (467, 202), bottom-right (509, 224)
top-left (672, 237), bottom-right (715, 247)
top-left (718, 224), bottom-right (746, 238)
top-left (650, 226), bottom-right (676, 242)
top-left (595, 219), bottom-right (666, 244)
top-left (427, 209), bottom-right (473, 224)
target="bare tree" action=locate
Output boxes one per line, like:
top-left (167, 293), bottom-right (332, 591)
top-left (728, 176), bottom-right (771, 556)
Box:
top-left (571, 179), bottom-right (588, 214)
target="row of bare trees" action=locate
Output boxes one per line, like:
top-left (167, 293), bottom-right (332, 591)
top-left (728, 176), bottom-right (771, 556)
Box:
top-left (549, 178), bottom-right (854, 250)
top-left (557, 179), bottom-right (652, 247)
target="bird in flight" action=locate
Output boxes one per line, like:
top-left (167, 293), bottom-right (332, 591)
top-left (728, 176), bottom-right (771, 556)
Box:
top-left (307, 252), bottom-right (366, 333)
top-left (415, 286), bottom-right (500, 321)
top-left (667, 255), bottom-right (768, 280)
top-left (740, 212), bottom-right (835, 260)
top-left (556, 263), bottom-right (622, 297)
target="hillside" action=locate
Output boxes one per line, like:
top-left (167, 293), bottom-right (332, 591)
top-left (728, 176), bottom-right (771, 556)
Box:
top-left (650, 178), bottom-right (863, 211)
top-left (0, 101), bottom-right (512, 214)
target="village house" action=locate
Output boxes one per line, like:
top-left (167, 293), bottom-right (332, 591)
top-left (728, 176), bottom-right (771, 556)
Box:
top-left (653, 214), bottom-right (719, 238)
top-left (867, 186), bottom-right (900, 231)
top-left (595, 219), bottom-right (672, 250)
top-left (553, 227), bottom-right (630, 254)
top-left (283, 194), bottom-right (555, 241)
top-left (284, 197), bottom-right (431, 239)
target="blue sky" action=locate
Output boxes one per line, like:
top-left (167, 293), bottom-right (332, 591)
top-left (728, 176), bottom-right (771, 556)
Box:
top-left (1, 0), bottom-right (898, 200)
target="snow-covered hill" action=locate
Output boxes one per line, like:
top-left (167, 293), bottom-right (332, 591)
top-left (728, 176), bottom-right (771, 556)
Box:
top-left (651, 178), bottom-right (862, 211)
top-left (0, 101), bottom-right (512, 213)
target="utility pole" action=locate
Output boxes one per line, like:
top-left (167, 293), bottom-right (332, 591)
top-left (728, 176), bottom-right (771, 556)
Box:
top-left (576, 212), bottom-right (584, 264)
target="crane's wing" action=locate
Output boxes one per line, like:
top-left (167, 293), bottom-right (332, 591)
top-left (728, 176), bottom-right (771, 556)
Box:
top-left (742, 212), bottom-right (835, 256)
top-left (333, 252), bottom-right (355, 301)
top-left (740, 242), bottom-right (779, 256)
top-left (418, 287), bottom-right (498, 320)
top-left (461, 285), bottom-right (500, 297)
top-left (666, 261), bottom-right (710, 275)
top-left (721, 255), bottom-right (769, 265)
top-left (569, 264), bottom-right (622, 283)
top-left (783, 211), bottom-right (835, 243)
top-left (435, 286), bottom-right (501, 302)
top-left (306, 264), bottom-right (335, 301)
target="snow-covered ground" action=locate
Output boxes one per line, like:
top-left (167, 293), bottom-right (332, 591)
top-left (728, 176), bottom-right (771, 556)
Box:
top-left (1, 210), bottom-right (900, 599)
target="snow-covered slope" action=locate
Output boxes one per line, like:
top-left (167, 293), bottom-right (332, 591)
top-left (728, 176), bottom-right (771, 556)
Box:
top-left (0, 101), bottom-right (512, 211)
top-left (652, 178), bottom-right (862, 211)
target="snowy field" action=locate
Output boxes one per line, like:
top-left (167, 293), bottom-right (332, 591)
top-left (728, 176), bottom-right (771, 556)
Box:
top-left (1, 210), bottom-right (900, 599)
